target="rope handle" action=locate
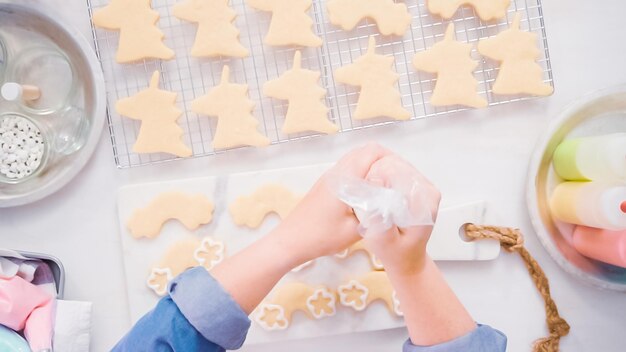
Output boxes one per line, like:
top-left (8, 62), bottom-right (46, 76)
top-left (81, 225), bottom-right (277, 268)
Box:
top-left (464, 224), bottom-right (570, 352)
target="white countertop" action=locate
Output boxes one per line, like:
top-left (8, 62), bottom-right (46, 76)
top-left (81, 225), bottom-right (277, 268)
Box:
top-left (2, 0), bottom-right (625, 351)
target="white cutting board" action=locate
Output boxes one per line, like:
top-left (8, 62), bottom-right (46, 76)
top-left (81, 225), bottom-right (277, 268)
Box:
top-left (116, 164), bottom-right (500, 344)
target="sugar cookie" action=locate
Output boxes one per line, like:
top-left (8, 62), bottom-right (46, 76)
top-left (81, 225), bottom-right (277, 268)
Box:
top-left (327, 0), bottom-right (411, 36)
top-left (291, 260), bottom-right (314, 273)
top-left (192, 65), bottom-right (270, 149)
top-left (427, 0), bottom-right (510, 21)
top-left (255, 283), bottom-right (336, 330)
top-left (335, 36), bottom-right (411, 121)
top-left (147, 238), bottom-right (202, 296)
top-left (156, 238), bottom-right (202, 276)
top-left (93, 0), bottom-right (174, 63)
top-left (477, 13), bottom-right (553, 96)
top-left (127, 191), bottom-right (214, 239)
top-left (335, 240), bottom-right (384, 270)
top-left (146, 268), bottom-right (173, 296)
top-left (412, 24), bottom-right (487, 108)
top-left (229, 184), bottom-right (301, 228)
top-left (172, 0), bottom-right (249, 58)
top-left (338, 271), bottom-right (400, 316)
top-left (193, 237), bottom-right (225, 270)
top-left (306, 287), bottom-right (337, 319)
top-left (247, 0), bottom-right (322, 47)
top-left (116, 71), bottom-right (192, 157)
top-left (264, 51), bottom-right (339, 135)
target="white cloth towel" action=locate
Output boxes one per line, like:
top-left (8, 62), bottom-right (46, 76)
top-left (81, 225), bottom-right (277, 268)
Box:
top-left (53, 300), bottom-right (92, 352)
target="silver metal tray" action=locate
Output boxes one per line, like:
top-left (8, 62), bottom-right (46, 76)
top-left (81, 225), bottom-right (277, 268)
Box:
top-left (0, 0), bottom-right (106, 207)
top-left (17, 250), bottom-right (65, 298)
top-left (527, 85), bottom-right (626, 292)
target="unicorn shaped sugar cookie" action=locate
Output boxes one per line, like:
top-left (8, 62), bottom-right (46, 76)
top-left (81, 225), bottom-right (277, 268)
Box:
top-left (247, 0), bottom-right (322, 47)
top-left (192, 66), bottom-right (270, 149)
top-left (477, 13), bottom-right (553, 96)
top-left (173, 0), bottom-right (249, 58)
top-left (116, 71), bottom-right (192, 157)
top-left (335, 36), bottom-right (411, 121)
top-left (327, 0), bottom-right (412, 36)
top-left (264, 51), bottom-right (339, 135)
top-left (427, 0), bottom-right (510, 21)
top-left (413, 24), bottom-right (487, 108)
top-left (93, 0), bottom-right (174, 63)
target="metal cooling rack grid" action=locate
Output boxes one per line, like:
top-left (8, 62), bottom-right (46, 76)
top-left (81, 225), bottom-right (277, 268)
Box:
top-left (87, 0), bottom-right (553, 168)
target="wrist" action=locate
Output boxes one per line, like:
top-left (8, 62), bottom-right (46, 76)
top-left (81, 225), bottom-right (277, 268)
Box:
top-left (386, 254), bottom-right (431, 282)
top-left (266, 225), bottom-right (310, 270)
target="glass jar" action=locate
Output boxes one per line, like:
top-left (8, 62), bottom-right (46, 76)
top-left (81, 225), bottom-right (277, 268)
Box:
top-left (6, 46), bottom-right (77, 115)
top-left (0, 112), bottom-right (50, 184)
top-left (0, 33), bottom-right (7, 83)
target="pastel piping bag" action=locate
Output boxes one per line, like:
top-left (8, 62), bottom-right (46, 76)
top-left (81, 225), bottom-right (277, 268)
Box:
top-left (0, 276), bottom-right (55, 352)
top-left (0, 324), bottom-right (30, 352)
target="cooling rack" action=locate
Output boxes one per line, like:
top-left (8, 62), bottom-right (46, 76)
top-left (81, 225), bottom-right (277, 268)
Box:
top-left (87, 0), bottom-right (553, 168)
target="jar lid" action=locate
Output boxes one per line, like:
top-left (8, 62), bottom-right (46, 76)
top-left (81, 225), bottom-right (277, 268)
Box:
top-left (8, 46), bottom-right (76, 115)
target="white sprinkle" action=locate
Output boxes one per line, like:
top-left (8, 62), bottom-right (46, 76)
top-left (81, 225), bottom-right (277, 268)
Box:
top-left (0, 115), bottom-right (45, 181)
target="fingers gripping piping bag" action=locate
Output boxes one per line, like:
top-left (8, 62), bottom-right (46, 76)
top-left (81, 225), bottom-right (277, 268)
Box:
top-left (330, 173), bottom-right (434, 236)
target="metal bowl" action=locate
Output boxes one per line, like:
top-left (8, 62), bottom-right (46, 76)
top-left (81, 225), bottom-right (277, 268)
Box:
top-left (527, 85), bottom-right (626, 291)
top-left (0, 1), bottom-right (106, 207)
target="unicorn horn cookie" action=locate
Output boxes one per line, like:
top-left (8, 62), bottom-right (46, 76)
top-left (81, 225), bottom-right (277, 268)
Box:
top-left (477, 13), bottom-right (553, 96)
top-left (116, 71), bottom-right (192, 157)
top-left (335, 36), bottom-right (411, 121)
top-left (413, 24), bottom-right (487, 108)
top-left (263, 51), bottom-right (339, 135)
top-left (192, 65), bottom-right (270, 149)
top-left (247, 0), bottom-right (322, 47)
top-left (327, 0), bottom-right (411, 36)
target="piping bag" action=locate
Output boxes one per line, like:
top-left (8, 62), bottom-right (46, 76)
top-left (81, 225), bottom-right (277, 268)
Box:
top-left (330, 173), bottom-right (434, 236)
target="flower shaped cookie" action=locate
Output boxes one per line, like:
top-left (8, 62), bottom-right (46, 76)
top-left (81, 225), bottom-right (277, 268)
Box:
top-left (338, 280), bottom-right (369, 311)
top-left (193, 237), bottom-right (225, 270)
top-left (147, 268), bottom-right (173, 296)
top-left (255, 304), bottom-right (289, 331)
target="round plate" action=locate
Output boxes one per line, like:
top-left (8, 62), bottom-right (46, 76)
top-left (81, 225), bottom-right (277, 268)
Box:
top-left (527, 85), bottom-right (626, 291)
top-left (0, 1), bottom-right (106, 207)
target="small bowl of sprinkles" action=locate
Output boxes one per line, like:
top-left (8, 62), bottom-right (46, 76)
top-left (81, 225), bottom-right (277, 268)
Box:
top-left (0, 113), bottom-right (48, 184)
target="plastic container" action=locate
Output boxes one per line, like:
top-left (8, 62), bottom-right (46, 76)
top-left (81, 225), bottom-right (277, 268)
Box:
top-left (549, 182), bottom-right (626, 230)
top-left (15, 250), bottom-right (65, 298)
top-left (527, 85), bottom-right (626, 292)
top-left (553, 133), bottom-right (626, 182)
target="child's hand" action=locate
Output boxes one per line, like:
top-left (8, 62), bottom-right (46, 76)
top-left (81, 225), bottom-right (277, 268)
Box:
top-left (272, 144), bottom-right (392, 264)
top-left (363, 155), bottom-right (441, 276)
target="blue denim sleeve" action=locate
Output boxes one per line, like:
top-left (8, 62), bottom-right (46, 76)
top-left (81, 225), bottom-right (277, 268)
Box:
top-left (402, 324), bottom-right (507, 352)
top-left (112, 267), bottom-right (251, 352)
